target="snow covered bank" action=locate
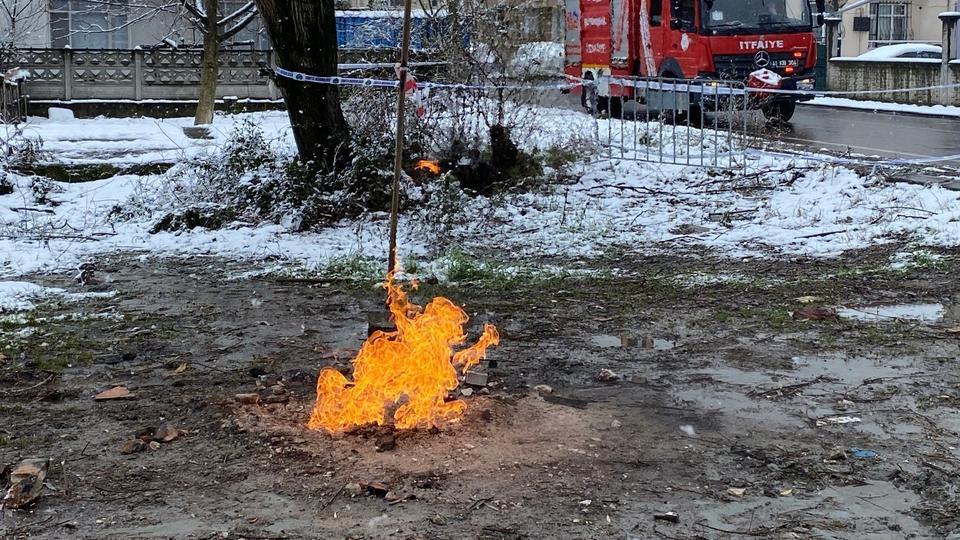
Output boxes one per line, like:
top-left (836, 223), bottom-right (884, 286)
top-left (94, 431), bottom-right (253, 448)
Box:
top-left (806, 98), bottom-right (960, 118)
top-left (0, 280), bottom-right (115, 312)
top-left (0, 282), bottom-right (53, 311)
top-left (442, 157), bottom-right (960, 259)
top-left (7, 111), bottom-right (295, 165)
top-left (3, 111), bottom-right (960, 279)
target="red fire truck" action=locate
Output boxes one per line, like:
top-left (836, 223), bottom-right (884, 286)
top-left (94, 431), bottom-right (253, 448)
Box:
top-left (564, 0), bottom-right (825, 121)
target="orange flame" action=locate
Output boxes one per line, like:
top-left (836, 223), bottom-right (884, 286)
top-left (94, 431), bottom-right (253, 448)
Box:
top-left (414, 159), bottom-right (441, 175)
top-left (308, 275), bottom-right (499, 433)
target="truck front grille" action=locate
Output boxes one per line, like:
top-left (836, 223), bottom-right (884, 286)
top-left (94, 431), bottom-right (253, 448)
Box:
top-left (712, 53), bottom-right (800, 80)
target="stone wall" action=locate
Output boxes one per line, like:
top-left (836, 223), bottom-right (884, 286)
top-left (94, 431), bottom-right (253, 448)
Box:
top-left (826, 59), bottom-right (957, 105)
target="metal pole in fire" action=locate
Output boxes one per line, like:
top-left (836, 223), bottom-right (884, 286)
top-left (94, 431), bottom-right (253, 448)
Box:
top-left (387, 0), bottom-right (415, 276)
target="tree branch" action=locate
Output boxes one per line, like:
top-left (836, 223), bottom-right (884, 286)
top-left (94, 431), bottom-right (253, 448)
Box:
top-left (217, 1), bottom-right (256, 26)
top-left (221, 10), bottom-right (258, 40)
top-left (180, 0), bottom-right (207, 24)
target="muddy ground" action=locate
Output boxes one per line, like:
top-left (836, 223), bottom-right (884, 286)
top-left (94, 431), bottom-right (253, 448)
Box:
top-left (2, 245), bottom-right (960, 539)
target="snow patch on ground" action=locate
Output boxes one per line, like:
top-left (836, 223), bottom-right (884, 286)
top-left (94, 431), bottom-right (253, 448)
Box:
top-left (807, 98), bottom-right (960, 118)
top-left (0, 280), bottom-right (117, 312)
top-left (4, 111), bottom-right (960, 279)
top-left (0, 281), bottom-right (55, 311)
top-left (443, 157), bottom-right (960, 259)
top-left (8, 111), bottom-right (294, 165)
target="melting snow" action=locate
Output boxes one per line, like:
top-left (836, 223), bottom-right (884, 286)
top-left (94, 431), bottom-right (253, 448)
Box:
top-left (3, 111), bottom-right (960, 278)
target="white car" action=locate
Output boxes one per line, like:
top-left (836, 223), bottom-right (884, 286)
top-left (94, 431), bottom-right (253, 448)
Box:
top-left (855, 44), bottom-right (942, 60)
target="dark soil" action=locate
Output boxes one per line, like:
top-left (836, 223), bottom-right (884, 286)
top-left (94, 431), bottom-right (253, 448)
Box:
top-left (2, 246), bottom-right (960, 539)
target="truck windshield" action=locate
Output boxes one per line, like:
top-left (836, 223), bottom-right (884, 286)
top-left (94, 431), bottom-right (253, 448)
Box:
top-left (701, 0), bottom-right (811, 33)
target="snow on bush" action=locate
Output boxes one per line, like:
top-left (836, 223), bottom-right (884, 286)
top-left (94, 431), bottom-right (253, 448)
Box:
top-left (2, 110), bottom-right (960, 280)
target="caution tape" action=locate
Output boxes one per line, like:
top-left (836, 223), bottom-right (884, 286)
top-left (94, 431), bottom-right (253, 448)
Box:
top-left (274, 67), bottom-right (580, 91)
top-left (275, 64), bottom-right (960, 167)
top-left (277, 65), bottom-right (960, 99)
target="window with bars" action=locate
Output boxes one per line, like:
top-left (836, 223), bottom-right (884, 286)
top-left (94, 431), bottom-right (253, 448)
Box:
top-left (50, 0), bottom-right (129, 49)
top-left (868, 2), bottom-right (909, 43)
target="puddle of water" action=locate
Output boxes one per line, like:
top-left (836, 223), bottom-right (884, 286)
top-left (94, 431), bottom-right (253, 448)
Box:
top-left (643, 337), bottom-right (675, 350)
top-left (790, 353), bottom-right (915, 386)
top-left (673, 387), bottom-right (799, 429)
top-left (838, 303), bottom-right (946, 323)
top-left (590, 334), bottom-right (675, 350)
top-left (591, 334), bottom-right (622, 348)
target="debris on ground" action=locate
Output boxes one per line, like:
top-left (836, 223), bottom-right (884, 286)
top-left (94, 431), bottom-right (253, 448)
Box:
top-left (375, 433), bottom-right (396, 452)
top-left (93, 386), bottom-right (135, 401)
top-left (726, 487), bottom-right (746, 498)
top-left (533, 384), bottom-right (553, 394)
top-left (463, 370), bottom-right (488, 387)
top-left (654, 511), bottom-right (680, 523)
top-left (260, 384), bottom-right (289, 404)
top-left (120, 439), bottom-right (146, 454)
top-left (2, 459), bottom-right (49, 509)
top-left (344, 482), bottom-right (363, 497)
top-left (155, 423), bottom-right (180, 443)
top-left (362, 482), bottom-right (390, 497)
top-left (816, 415), bottom-right (862, 427)
top-left (850, 447), bottom-right (879, 459)
top-left (385, 492), bottom-right (416, 504)
top-left (596, 368), bottom-right (621, 382)
top-left (235, 393), bottom-right (260, 404)
top-left (679, 425), bottom-right (696, 436)
top-left (793, 306), bottom-right (839, 321)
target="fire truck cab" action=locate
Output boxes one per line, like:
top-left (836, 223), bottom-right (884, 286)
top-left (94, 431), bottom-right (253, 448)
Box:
top-left (564, 0), bottom-right (826, 121)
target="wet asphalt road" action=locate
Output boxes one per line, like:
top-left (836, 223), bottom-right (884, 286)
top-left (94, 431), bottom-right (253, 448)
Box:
top-left (788, 104), bottom-right (960, 162)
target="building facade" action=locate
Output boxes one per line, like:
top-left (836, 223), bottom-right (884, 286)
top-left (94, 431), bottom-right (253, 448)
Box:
top-left (834, 0), bottom-right (959, 57)
top-left (3, 0), bottom-right (561, 51)
top-left (3, 0), bottom-right (276, 50)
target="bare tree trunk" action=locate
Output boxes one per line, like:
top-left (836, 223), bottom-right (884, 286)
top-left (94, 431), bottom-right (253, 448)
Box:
top-left (255, 0), bottom-right (350, 172)
top-left (194, 0), bottom-right (219, 126)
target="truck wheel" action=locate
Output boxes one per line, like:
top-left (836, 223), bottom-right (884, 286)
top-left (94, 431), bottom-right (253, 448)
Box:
top-left (685, 104), bottom-right (704, 128)
top-left (581, 72), bottom-right (598, 113)
top-left (608, 97), bottom-right (623, 119)
top-left (665, 103), bottom-right (700, 127)
top-left (762, 101), bottom-right (796, 123)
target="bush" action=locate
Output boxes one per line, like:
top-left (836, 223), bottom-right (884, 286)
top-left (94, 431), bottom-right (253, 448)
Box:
top-left (1, 125), bottom-right (44, 172)
top-left (149, 118), bottom-right (402, 233)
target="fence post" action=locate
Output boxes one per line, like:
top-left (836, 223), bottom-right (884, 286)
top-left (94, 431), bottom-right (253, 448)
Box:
top-left (133, 47), bottom-right (143, 101)
top-left (267, 49), bottom-right (278, 100)
top-left (940, 12), bottom-right (959, 106)
top-left (62, 47), bottom-right (73, 101)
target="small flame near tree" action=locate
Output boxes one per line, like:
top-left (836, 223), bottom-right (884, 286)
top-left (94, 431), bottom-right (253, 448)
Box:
top-left (414, 159), bottom-right (441, 175)
top-left (308, 274), bottom-right (499, 433)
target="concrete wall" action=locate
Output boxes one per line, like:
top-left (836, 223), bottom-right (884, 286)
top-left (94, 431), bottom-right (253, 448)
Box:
top-left (837, 0), bottom-right (951, 57)
top-left (827, 58), bottom-right (960, 105)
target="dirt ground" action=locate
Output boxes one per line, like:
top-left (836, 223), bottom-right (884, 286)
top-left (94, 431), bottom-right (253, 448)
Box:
top-left (2, 244), bottom-right (960, 539)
